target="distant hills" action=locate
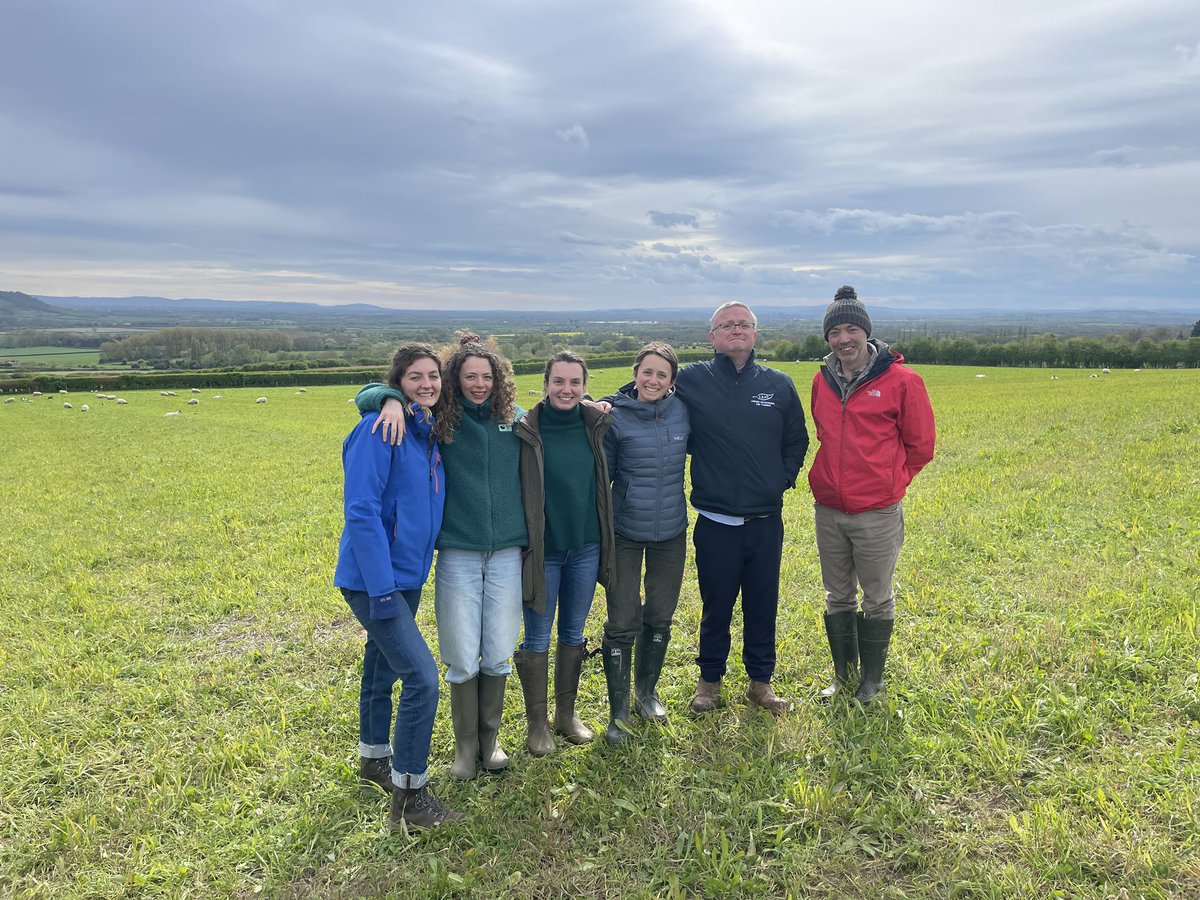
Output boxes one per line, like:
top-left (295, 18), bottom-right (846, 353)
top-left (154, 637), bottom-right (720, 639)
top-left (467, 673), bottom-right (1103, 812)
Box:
top-left (0, 290), bottom-right (1192, 334)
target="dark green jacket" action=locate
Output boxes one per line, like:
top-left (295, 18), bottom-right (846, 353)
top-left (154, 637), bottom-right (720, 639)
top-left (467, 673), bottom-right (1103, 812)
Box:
top-left (516, 401), bottom-right (615, 615)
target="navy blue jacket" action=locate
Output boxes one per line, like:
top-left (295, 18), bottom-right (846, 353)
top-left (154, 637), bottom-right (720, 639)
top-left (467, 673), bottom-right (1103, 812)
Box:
top-left (605, 385), bottom-right (690, 543)
top-left (674, 351), bottom-right (808, 517)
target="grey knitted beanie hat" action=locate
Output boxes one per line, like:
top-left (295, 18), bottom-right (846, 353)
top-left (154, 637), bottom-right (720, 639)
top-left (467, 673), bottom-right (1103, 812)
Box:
top-left (822, 285), bottom-right (872, 339)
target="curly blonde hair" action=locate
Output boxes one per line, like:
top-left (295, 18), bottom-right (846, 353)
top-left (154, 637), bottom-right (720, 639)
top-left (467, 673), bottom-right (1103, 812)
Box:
top-left (438, 332), bottom-right (518, 444)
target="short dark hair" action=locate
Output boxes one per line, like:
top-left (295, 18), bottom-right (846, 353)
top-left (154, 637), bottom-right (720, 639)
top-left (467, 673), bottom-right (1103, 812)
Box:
top-left (543, 350), bottom-right (589, 383)
top-left (633, 341), bottom-right (679, 381)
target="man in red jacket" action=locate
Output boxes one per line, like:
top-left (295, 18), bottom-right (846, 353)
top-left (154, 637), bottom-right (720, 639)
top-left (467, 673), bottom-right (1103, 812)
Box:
top-left (808, 286), bottom-right (936, 703)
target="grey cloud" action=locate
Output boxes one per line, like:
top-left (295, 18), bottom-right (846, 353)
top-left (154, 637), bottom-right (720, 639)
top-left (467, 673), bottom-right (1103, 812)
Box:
top-left (648, 211), bottom-right (700, 229)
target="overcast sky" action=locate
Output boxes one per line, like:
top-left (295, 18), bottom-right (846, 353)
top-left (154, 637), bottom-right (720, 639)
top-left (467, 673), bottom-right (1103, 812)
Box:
top-left (2, 0), bottom-right (1197, 312)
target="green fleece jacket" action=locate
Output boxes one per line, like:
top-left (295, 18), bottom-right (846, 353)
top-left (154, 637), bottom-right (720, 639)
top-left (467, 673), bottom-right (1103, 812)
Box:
top-left (354, 383), bottom-right (528, 552)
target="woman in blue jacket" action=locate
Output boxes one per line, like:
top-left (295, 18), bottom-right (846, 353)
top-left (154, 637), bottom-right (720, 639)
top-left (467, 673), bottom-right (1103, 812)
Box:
top-left (334, 343), bottom-right (460, 830)
top-left (601, 341), bottom-right (690, 744)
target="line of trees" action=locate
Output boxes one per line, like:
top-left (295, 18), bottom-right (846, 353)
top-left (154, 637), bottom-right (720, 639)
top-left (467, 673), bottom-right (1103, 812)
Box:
top-left (762, 332), bottom-right (1200, 369)
top-left (100, 327), bottom-right (295, 367)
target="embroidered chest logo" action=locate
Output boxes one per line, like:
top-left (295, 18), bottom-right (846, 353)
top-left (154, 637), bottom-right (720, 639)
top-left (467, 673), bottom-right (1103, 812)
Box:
top-left (750, 392), bottom-right (776, 408)
top-left (867, 389), bottom-right (881, 398)
top-left (498, 424), bottom-right (512, 432)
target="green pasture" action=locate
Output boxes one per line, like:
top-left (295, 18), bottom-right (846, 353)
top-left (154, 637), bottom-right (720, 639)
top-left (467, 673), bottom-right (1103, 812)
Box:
top-left (0, 347), bottom-right (102, 366)
top-left (1, 366), bottom-right (1197, 898)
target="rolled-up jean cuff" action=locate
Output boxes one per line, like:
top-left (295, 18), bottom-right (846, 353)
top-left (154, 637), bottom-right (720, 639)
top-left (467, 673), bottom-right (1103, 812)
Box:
top-left (359, 742), bottom-right (392, 759)
top-left (392, 768), bottom-right (428, 790)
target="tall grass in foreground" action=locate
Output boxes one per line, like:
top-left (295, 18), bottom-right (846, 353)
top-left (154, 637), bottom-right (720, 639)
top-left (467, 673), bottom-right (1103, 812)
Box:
top-left (1, 365), bottom-right (1197, 899)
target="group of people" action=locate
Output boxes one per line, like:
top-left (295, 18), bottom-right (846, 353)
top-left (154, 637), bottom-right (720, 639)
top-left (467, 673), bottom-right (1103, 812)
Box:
top-left (333, 286), bottom-right (936, 830)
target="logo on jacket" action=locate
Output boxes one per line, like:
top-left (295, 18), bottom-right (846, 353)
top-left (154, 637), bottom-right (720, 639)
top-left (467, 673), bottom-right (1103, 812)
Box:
top-left (750, 392), bottom-right (776, 408)
top-left (867, 389), bottom-right (881, 397)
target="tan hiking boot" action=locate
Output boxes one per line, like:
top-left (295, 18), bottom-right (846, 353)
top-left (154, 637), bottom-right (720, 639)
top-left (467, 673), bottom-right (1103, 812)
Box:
top-left (747, 680), bottom-right (793, 716)
top-left (689, 677), bottom-right (721, 715)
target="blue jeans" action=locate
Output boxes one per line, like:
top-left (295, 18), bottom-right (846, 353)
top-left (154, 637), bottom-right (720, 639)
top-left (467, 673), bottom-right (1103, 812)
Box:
top-left (521, 542), bottom-right (600, 653)
top-left (434, 547), bottom-right (524, 683)
top-left (342, 588), bottom-right (439, 790)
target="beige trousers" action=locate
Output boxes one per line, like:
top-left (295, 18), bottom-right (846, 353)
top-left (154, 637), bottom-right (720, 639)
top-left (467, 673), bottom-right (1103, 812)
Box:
top-left (814, 502), bottom-right (905, 619)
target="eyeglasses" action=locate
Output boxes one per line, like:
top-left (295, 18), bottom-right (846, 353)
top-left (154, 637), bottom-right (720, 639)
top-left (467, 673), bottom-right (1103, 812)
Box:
top-left (713, 320), bottom-right (756, 332)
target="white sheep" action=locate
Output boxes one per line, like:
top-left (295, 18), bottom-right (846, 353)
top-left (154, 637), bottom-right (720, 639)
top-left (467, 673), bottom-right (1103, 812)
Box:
top-left (63, 402), bottom-right (73, 409)
top-left (1090, 374), bottom-right (1099, 379)
top-left (32, 391), bottom-right (42, 396)
top-left (528, 390), bottom-right (540, 395)
top-left (191, 388), bottom-right (201, 393)
top-left (81, 404), bottom-right (90, 412)
top-left (1101, 368), bottom-right (1111, 374)
top-left (975, 374), bottom-right (987, 378)
top-left (256, 397), bottom-right (268, 404)
top-left (4, 397), bottom-right (14, 404)
top-left (212, 395), bottom-right (222, 400)
top-left (116, 398), bottom-right (128, 405)
top-left (1050, 376), bottom-right (1059, 381)
top-left (296, 388), bottom-right (308, 394)
top-left (187, 398), bottom-right (199, 405)
top-left (164, 410), bottom-right (181, 417)
top-left (59, 389), bottom-right (68, 395)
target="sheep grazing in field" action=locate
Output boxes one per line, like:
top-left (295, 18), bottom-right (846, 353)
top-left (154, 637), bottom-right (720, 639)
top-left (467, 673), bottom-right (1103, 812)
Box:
top-left (116, 398), bottom-right (127, 405)
top-left (191, 388), bottom-right (201, 393)
top-left (63, 402), bottom-right (73, 409)
top-left (80, 404), bottom-right (90, 412)
top-left (164, 410), bottom-right (181, 417)
top-left (1050, 375), bottom-right (1059, 381)
top-left (528, 389), bottom-right (540, 395)
top-left (256, 397), bottom-right (268, 404)
top-left (4, 397), bottom-right (14, 404)
top-left (1101, 368), bottom-right (1111, 375)
top-left (1090, 374), bottom-right (1099, 379)
top-left (187, 398), bottom-right (199, 405)
top-left (296, 388), bottom-right (308, 394)
top-left (32, 391), bottom-right (42, 396)
top-left (975, 374), bottom-right (987, 378)
top-left (59, 389), bottom-right (68, 395)
top-left (212, 395), bottom-right (222, 400)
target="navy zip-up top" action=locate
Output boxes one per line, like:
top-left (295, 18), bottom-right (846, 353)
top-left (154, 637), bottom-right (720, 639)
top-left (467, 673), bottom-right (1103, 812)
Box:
top-left (674, 351), bottom-right (809, 517)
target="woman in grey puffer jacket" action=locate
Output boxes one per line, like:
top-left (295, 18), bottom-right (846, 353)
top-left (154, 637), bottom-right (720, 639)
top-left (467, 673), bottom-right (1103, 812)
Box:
top-left (600, 341), bottom-right (690, 744)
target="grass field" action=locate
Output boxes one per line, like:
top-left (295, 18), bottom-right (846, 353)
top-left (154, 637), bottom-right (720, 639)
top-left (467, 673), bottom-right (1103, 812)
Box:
top-left (0, 347), bottom-right (103, 366)
top-left (1, 366), bottom-right (1198, 898)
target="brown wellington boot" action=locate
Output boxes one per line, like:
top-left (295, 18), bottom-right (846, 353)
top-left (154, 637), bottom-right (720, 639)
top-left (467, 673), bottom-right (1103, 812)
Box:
top-left (513, 649), bottom-right (555, 756)
top-left (553, 641), bottom-right (594, 744)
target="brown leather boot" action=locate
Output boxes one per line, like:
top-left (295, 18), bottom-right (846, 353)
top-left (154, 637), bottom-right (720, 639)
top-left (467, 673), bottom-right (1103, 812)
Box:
top-left (553, 641), bottom-right (594, 744)
top-left (359, 756), bottom-right (393, 794)
top-left (388, 783), bottom-right (462, 830)
top-left (689, 677), bottom-right (721, 715)
top-left (513, 649), bottom-right (555, 756)
top-left (747, 679), bottom-right (793, 716)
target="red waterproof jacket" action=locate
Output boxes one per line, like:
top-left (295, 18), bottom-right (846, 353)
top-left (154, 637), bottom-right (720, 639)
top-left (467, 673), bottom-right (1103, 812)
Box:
top-left (808, 345), bottom-right (935, 514)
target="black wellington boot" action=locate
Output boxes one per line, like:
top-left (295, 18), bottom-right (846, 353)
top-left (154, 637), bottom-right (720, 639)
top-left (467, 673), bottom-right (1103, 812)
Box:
top-left (818, 610), bottom-right (859, 700)
top-left (602, 643), bottom-right (634, 745)
top-left (633, 625), bottom-right (670, 723)
top-left (853, 614), bottom-right (894, 704)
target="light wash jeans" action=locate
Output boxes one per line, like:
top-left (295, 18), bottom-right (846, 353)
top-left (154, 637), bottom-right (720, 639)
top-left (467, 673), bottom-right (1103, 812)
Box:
top-left (434, 547), bottom-right (524, 683)
top-left (521, 542), bottom-right (600, 653)
top-left (341, 588), bottom-right (438, 790)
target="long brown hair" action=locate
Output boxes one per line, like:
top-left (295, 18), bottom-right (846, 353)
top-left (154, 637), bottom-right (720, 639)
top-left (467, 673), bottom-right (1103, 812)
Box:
top-left (438, 332), bottom-right (518, 443)
top-left (385, 342), bottom-right (447, 440)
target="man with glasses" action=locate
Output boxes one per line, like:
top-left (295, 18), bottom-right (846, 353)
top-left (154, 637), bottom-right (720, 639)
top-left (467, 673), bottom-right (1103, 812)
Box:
top-left (676, 301), bottom-right (809, 715)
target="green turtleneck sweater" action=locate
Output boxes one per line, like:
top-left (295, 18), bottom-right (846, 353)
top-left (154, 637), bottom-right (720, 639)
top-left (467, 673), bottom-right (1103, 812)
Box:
top-left (539, 402), bottom-right (599, 554)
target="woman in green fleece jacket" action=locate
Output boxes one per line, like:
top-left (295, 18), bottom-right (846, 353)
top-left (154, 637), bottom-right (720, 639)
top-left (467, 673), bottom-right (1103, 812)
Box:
top-left (357, 333), bottom-right (534, 780)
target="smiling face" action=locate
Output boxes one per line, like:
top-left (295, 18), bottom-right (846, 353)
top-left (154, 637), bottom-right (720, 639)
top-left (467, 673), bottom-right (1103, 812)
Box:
top-left (458, 355), bottom-right (495, 405)
top-left (826, 323), bottom-right (870, 373)
top-left (633, 353), bottom-right (674, 403)
top-left (400, 356), bottom-right (442, 409)
top-left (708, 304), bottom-right (757, 364)
top-left (545, 361), bottom-right (586, 412)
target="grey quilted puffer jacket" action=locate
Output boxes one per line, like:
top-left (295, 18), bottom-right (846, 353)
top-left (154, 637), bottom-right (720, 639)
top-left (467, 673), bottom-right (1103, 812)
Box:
top-left (604, 384), bottom-right (690, 543)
